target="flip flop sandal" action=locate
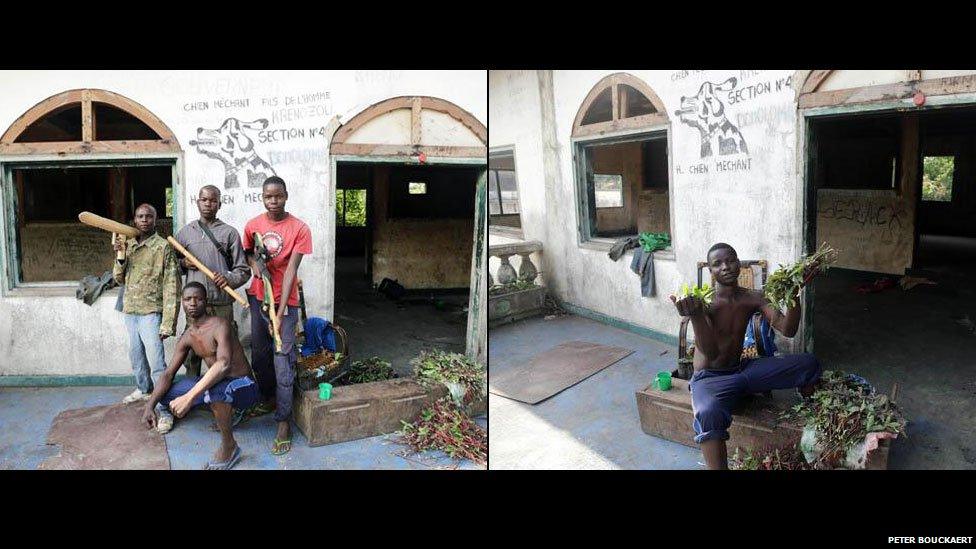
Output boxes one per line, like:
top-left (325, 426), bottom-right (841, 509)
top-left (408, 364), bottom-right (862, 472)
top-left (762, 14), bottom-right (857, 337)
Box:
top-left (271, 438), bottom-right (292, 456)
top-left (204, 445), bottom-right (242, 470)
top-left (209, 409), bottom-right (248, 432)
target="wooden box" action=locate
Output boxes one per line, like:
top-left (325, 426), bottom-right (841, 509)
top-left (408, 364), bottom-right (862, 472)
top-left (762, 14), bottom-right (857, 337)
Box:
top-left (294, 378), bottom-right (448, 447)
top-left (635, 378), bottom-right (890, 469)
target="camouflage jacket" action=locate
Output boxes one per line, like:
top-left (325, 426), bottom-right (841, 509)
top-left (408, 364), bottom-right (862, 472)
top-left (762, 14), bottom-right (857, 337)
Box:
top-left (112, 232), bottom-right (180, 336)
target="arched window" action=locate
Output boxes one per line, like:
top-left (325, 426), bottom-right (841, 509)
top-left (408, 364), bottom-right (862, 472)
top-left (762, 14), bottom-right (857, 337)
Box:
top-left (0, 89), bottom-right (181, 287)
top-left (0, 89), bottom-right (180, 154)
top-left (331, 96), bottom-right (486, 158)
top-left (572, 73), bottom-right (668, 138)
top-left (571, 74), bottom-right (672, 245)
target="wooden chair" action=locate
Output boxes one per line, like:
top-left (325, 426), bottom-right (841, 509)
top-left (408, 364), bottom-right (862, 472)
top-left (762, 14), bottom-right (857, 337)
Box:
top-left (675, 259), bottom-right (769, 380)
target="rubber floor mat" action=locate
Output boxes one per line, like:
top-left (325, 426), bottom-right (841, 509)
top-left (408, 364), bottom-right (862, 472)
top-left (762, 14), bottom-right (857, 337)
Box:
top-left (39, 403), bottom-right (170, 470)
top-left (489, 340), bottom-right (634, 404)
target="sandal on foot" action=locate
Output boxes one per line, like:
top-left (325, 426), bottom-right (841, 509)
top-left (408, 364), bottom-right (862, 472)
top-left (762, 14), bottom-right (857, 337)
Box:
top-left (204, 445), bottom-right (242, 470)
top-left (271, 438), bottom-right (292, 456)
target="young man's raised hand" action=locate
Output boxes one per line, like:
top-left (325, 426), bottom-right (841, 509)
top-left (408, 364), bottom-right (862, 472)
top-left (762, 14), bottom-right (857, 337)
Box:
top-left (670, 294), bottom-right (706, 317)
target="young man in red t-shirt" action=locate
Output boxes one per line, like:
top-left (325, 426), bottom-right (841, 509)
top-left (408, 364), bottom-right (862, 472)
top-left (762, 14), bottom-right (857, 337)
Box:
top-left (243, 176), bottom-right (312, 455)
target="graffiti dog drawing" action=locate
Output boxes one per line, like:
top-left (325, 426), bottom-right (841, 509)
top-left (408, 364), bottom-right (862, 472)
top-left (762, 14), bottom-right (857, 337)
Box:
top-left (189, 118), bottom-right (277, 189)
top-left (674, 78), bottom-right (749, 158)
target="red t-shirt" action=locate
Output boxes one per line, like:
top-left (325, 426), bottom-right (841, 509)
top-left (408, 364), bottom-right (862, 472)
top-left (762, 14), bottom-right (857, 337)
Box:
top-left (243, 212), bottom-right (312, 307)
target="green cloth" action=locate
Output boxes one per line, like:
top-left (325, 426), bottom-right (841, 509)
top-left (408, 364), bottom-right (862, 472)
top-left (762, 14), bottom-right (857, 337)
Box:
top-left (639, 232), bottom-right (670, 253)
top-left (112, 232), bottom-right (180, 337)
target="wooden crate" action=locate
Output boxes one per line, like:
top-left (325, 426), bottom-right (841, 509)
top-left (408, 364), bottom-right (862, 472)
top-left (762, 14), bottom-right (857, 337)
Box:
top-left (635, 378), bottom-right (890, 469)
top-left (294, 378), bottom-right (448, 447)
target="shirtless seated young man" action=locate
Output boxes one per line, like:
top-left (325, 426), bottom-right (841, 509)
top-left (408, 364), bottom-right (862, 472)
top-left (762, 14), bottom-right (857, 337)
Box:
top-left (670, 243), bottom-right (822, 470)
top-left (142, 282), bottom-right (260, 470)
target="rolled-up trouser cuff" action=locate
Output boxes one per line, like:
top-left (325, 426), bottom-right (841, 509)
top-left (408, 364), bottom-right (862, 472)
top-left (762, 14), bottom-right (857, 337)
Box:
top-left (694, 429), bottom-right (730, 444)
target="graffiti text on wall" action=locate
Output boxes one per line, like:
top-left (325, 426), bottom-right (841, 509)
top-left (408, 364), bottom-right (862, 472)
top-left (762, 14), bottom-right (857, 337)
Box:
top-left (818, 197), bottom-right (906, 240)
top-left (725, 75), bottom-right (793, 105)
top-left (187, 90), bottom-right (333, 191)
top-left (676, 158), bottom-right (753, 175)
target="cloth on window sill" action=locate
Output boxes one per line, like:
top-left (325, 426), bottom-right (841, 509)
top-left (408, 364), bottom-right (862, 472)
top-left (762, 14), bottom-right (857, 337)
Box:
top-left (75, 270), bottom-right (119, 306)
top-left (607, 236), bottom-right (640, 261)
top-left (630, 247), bottom-right (656, 297)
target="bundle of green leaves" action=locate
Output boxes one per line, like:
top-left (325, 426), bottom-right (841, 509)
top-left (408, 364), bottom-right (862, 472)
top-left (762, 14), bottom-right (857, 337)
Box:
top-left (411, 349), bottom-right (486, 404)
top-left (764, 242), bottom-right (838, 309)
top-left (639, 231), bottom-right (671, 253)
top-left (399, 398), bottom-right (487, 465)
top-left (677, 282), bottom-right (714, 305)
top-left (345, 356), bottom-right (396, 384)
top-left (785, 370), bottom-right (906, 469)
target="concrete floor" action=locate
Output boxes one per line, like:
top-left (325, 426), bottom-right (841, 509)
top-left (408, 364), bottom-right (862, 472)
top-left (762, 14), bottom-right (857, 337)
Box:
top-left (491, 234), bottom-right (976, 470)
top-left (812, 234), bottom-right (976, 469)
top-left (333, 256), bottom-right (469, 377)
top-left (489, 314), bottom-right (704, 469)
top-left (0, 385), bottom-right (486, 470)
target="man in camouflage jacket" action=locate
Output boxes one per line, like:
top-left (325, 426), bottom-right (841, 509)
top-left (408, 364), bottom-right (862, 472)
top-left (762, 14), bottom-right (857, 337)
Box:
top-left (113, 203), bottom-right (181, 433)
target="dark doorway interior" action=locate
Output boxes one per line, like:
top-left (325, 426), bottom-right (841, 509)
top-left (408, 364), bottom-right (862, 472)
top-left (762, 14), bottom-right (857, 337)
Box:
top-left (332, 162), bottom-right (482, 375)
top-left (808, 107), bottom-right (976, 469)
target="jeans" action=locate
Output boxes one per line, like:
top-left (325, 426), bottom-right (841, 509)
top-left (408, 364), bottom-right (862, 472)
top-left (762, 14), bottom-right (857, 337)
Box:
top-left (248, 295), bottom-right (299, 422)
top-left (124, 312), bottom-right (172, 417)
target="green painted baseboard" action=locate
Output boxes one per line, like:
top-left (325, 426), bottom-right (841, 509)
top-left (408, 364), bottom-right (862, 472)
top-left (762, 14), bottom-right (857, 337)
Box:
top-left (0, 375), bottom-right (191, 387)
top-left (557, 300), bottom-right (679, 347)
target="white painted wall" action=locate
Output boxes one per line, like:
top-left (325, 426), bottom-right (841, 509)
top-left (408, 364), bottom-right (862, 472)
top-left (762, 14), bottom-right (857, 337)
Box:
top-left (0, 70), bottom-right (486, 377)
top-left (491, 69), bottom-right (802, 342)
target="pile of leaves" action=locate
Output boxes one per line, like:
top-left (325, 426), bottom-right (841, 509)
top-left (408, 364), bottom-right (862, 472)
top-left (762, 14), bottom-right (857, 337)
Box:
top-left (783, 370), bottom-right (906, 469)
top-left (411, 349), bottom-right (486, 406)
top-left (489, 279), bottom-right (538, 296)
top-left (677, 282), bottom-right (714, 305)
top-left (399, 398), bottom-right (487, 465)
top-left (731, 444), bottom-right (812, 471)
top-left (764, 242), bottom-right (838, 309)
top-left (639, 231), bottom-right (671, 253)
top-left (343, 356), bottom-right (396, 384)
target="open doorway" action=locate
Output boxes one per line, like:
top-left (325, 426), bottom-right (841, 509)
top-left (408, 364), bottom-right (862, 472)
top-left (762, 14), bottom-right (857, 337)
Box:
top-left (806, 106), bottom-right (976, 469)
top-left (333, 161), bottom-right (483, 375)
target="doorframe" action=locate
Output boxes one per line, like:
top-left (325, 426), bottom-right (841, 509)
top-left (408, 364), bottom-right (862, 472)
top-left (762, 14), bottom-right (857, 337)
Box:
top-left (329, 154), bottom-right (487, 360)
top-left (796, 93), bottom-right (976, 352)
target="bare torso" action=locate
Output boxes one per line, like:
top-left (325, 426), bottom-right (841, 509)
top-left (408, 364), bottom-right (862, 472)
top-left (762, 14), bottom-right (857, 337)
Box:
top-left (184, 317), bottom-right (252, 378)
top-left (693, 287), bottom-right (766, 372)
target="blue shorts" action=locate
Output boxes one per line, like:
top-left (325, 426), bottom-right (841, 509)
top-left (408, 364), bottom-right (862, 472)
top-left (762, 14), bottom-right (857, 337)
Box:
top-left (159, 376), bottom-right (261, 411)
top-left (689, 353), bottom-right (822, 444)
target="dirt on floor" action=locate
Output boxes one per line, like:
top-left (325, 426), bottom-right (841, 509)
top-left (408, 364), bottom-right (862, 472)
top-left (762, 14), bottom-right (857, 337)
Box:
top-left (811, 235), bottom-right (976, 469)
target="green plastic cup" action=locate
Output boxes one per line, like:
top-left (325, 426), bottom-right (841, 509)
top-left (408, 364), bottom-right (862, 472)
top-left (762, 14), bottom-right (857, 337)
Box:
top-left (319, 383), bottom-right (333, 400)
top-left (655, 371), bottom-right (672, 391)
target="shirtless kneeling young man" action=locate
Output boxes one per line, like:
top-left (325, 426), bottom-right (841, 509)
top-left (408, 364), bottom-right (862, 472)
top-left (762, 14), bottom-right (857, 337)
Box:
top-left (671, 243), bottom-right (822, 470)
top-left (142, 282), bottom-right (260, 470)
